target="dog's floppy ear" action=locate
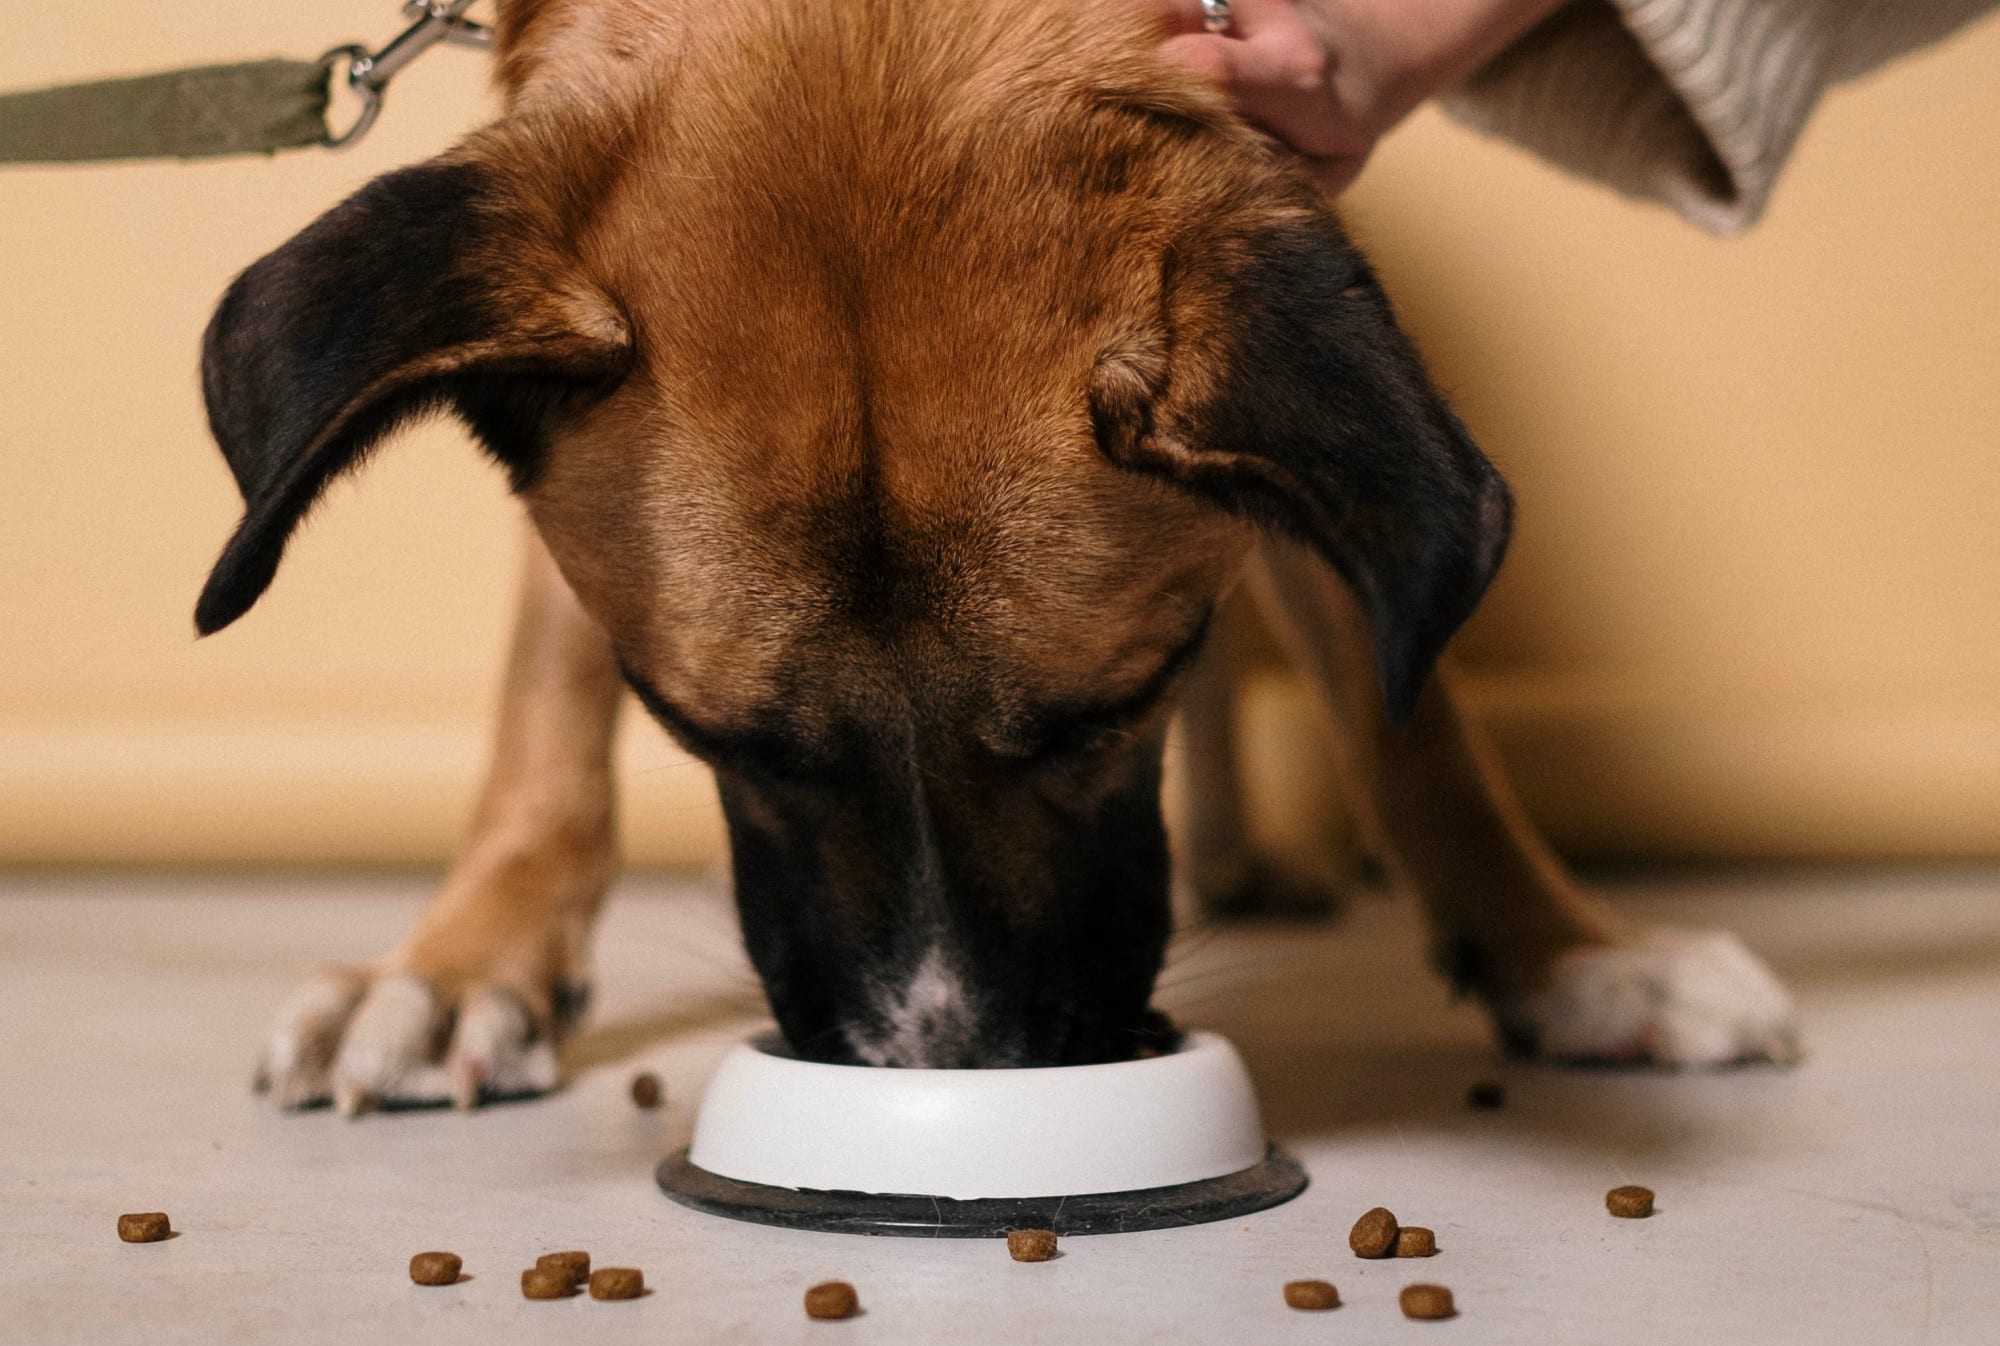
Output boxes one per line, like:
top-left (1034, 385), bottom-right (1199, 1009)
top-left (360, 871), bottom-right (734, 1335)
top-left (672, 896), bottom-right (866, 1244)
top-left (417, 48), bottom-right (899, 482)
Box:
top-left (1091, 201), bottom-right (1512, 724)
top-left (194, 152), bottom-right (631, 635)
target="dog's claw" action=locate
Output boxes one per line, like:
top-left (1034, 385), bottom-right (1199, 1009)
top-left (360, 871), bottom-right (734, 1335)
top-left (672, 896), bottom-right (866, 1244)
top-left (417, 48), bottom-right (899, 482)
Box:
top-left (334, 1081), bottom-right (372, 1119)
top-left (449, 1058), bottom-right (485, 1111)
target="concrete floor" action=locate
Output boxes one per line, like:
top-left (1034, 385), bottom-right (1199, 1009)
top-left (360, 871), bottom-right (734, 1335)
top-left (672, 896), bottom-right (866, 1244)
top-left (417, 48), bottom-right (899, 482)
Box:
top-left (3, 869), bottom-right (1998, 1345)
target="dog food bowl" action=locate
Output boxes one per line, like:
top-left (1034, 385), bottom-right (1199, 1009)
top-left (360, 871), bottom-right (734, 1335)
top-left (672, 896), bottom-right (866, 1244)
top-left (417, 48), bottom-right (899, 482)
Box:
top-left (656, 1030), bottom-right (1306, 1236)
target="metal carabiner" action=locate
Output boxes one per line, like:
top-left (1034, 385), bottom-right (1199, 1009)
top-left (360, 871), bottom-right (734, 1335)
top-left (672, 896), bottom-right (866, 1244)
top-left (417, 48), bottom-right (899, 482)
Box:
top-left (318, 44), bottom-right (382, 148)
top-left (319, 2), bottom-right (493, 149)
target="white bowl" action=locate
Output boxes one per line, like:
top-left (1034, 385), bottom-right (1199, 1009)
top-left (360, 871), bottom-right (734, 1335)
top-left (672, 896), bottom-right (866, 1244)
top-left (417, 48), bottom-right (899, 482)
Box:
top-left (686, 1030), bottom-right (1269, 1201)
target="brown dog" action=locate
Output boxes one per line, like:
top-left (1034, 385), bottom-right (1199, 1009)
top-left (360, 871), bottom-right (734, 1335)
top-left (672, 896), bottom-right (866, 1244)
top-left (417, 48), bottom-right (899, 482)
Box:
top-left (203, 0), bottom-right (1795, 1111)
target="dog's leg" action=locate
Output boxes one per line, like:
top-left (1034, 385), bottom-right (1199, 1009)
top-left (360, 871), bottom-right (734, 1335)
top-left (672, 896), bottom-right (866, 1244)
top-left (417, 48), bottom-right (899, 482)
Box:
top-left (1175, 600), bottom-right (1341, 921)
top-left (1247, 538), bottom-right (1797, 1066)
top-left (257, 527), bottom-right (624, 1113)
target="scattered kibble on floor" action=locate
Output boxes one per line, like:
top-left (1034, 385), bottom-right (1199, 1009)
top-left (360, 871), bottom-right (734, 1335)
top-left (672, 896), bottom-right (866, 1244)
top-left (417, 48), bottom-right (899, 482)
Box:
top-left (630, 1072), bottom-right (664, 1109)
top-left (1349, 1206), bottom-right (1398, 1258)
top-left (521, 1267), bottom-right (575, 1300)
top-left (1006, 1228), bottom-right (1058, 1262)
top-left (804, 1280), bottom-right (860, 1320)
top-left (1400, 1283), bottom-right (1457, 1320)
top-left (1283, 1279), bottom-right (1340, 1311)
top-left (1607, 1184), bottom-right (1656, 1218)
top-left (536, 1250), bottom-right (591, 1288)
top-left (588, 1267), bottom-right (644, 1300)
top-left (117, 1213), bottom-right (170, 1244)
top-left (407, 1251), bottom-right (461, 1286)
top-left (1395, 1226), bottom-right (1438, 1257)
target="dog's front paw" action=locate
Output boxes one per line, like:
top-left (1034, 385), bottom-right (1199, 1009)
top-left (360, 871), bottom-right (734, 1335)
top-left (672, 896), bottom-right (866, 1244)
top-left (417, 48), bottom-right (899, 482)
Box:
top-left (1494, 929), bottom-right (1799, 1067)
top-left (255, 963), bottom-right (581, 1115)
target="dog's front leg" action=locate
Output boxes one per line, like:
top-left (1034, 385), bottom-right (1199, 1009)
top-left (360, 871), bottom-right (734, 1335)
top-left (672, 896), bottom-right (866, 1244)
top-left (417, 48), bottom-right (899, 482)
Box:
top-left (1174, 598), bottom-right (1345, 921)
top-left (257, 527), bottom-right (623, 1113)
top-left (1248, 538), bottom-right (1798, 1067)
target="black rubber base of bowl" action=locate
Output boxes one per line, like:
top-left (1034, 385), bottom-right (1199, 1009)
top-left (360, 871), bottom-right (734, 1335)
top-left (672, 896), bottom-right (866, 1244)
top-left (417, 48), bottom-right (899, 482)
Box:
top-left (655, 1144), bottom-right (1307, 1237)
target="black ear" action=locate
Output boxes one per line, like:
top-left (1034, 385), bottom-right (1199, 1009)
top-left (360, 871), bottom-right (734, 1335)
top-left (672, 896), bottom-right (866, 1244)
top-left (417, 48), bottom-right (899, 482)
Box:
top-left (195, 154), bottom-right (631, 635)
top-left (1091, 204), bottom-right (1511, 723)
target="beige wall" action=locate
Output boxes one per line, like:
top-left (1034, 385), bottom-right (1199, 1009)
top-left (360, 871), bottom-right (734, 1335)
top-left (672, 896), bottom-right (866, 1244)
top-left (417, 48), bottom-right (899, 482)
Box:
top-left (2, 2), bottom-right (1996, 867)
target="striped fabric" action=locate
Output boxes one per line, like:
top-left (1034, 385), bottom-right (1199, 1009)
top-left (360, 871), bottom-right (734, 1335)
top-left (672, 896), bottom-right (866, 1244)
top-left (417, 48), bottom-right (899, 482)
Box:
top-left (1440, 0), bottom-right (2000, 232)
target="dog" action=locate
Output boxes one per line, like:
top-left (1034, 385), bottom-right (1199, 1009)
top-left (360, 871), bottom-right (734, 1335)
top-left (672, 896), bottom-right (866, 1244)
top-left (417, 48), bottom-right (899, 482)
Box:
top-left (199, 0), bottom-right (1797, 1111)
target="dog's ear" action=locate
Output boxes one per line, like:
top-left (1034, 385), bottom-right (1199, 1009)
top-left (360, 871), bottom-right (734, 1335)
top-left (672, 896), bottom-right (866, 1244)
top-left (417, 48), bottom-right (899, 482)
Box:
top-left (194, 153), bottom-right (631, 635)
top-left (1091, 202), bottom-right (1512, 724)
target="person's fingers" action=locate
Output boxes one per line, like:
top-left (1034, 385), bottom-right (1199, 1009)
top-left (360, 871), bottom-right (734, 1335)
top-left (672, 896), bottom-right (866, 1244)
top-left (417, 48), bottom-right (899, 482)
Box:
top-left (1159, 31), bottom-right (1233, 85)
top-left (1157, 1), bottom-right (1374, 159)
top-left (1130, 0), bottom-right (1207, 37)
top-left (1148, 0), bottom-right (1377, 191)
top-left (1166, 0), bottom-right (1321, 38)
top-left (1302, 151), bottom-right (1367, 198)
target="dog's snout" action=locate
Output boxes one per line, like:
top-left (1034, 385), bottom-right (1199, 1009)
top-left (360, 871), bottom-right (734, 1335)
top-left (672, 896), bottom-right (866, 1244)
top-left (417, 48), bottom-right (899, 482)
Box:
top-left (713, 719), bottom-right (1176, 1069)
top-left (846, 946), bottom-right (997, 1068)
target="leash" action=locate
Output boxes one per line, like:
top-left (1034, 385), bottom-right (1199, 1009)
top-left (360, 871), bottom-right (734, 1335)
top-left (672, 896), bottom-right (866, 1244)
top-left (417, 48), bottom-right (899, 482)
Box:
top-left (0, 1), bottom-right (491, 164)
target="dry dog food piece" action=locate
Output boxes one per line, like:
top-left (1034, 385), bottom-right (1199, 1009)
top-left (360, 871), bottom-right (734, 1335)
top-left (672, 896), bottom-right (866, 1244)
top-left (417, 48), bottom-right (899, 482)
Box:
top-left (1606, 1185), bottom-right (1655, 1218)
top-left (1394, 1226), bottom-right (1438, 1258)
top-left (1283, 1279), bottom-right (1340, 1311)
top-left (1400, 1284), bottom-right (1457, 1320)
top-left (1006, 1229), bottom-right (1058, 1262)
top-left (630, 1072), bottom-right (664, 1110)
top-left (407, 1251), bottom-right (462, 1285)
top-left (536, 1251), bottom-right (591, 1287)
top-left (117, 1213), bottom-right (171, 1243)
top-left (588, 1267), bottom-right (644, 1300)
top-left (1349, 1206), bottom-right (1399, 1258)
top-left (1467, 1081), bottom-right (1506, 1110)
top-left (521, 1267), bottom-right (577, 1300)
top-left (804, 1281), bottom-right (860, 1320)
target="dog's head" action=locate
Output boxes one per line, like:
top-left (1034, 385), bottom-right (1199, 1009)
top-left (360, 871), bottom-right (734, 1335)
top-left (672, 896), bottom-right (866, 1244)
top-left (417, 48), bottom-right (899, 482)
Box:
top-left (195, 0), bottom-right (1508, 1066)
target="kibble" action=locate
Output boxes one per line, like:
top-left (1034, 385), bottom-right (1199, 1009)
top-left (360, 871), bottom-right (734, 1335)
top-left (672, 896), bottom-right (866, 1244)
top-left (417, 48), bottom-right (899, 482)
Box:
top-left (521, 1267), bottom-right (577, 1300)
top-left (407, 1251), bottom-right (462, 1286)
top-left (1400, 1284), bottom-right (1457, 1320)
top-left (588, 1267), bottom-right (644, 1300)
top-left (1282, 1279), bottom-right (1340, 1311)
top-left (536, 1250), bottom-right (591, 1288)
top-left (1394, 1226), bottom-right (1438, 1258)
top-left (1467, 1080), bottom-right (1506, 1110)
top-left (1348, 1206), bottom-right (1399, 1258)
top-left (804, 1281), bottom-right (860, 1320)
top-left (1606, 1184), bottom-right (1655, 1218)
top-left (1006, 1229), bottom-right (1058, 1262)
top-left (117, 1213), bottom-right (171, 1243)
top-left (630, 1072), bottom-right (664, 1110)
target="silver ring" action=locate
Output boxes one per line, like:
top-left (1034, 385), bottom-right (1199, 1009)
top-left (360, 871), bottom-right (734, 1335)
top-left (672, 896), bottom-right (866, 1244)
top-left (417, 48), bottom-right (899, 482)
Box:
top-left (1200, 0), bottom-right (1234, 34)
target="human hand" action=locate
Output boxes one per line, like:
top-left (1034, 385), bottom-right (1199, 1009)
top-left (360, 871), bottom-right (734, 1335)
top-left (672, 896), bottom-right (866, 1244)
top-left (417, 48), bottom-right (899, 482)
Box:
top-left (1133, 0), bottom-right (1568, 194)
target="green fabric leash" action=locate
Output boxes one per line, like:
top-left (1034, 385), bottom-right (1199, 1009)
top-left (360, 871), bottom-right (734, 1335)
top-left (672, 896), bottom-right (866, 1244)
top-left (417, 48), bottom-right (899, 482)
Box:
top-left (0, 59), bottom-right (333, 163)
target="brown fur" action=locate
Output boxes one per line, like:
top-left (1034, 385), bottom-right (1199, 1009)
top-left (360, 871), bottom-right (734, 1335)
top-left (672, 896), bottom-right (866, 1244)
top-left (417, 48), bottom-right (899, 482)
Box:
top-left (495, 0), bottom-right (1592, 1034)
top-left (209, 0), bottom-right (1631, 1088)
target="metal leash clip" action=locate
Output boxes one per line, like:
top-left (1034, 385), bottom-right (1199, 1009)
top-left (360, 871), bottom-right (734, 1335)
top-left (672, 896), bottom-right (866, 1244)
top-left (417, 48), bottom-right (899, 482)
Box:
top-left (320, 1), bottom-right (493, 148)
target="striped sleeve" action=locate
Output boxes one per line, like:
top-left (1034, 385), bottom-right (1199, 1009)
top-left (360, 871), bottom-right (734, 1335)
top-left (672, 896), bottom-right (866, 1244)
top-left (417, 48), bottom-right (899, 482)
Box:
top-left (1438, 0), bottom-right (2000, 233)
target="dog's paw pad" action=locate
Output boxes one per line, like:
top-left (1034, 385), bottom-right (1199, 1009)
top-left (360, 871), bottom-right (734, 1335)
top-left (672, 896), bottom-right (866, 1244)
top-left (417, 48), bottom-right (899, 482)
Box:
top-left (1498, 929), bottom-right (1799, 1067)
top-left (258, 969), bottom-right (564, 1114)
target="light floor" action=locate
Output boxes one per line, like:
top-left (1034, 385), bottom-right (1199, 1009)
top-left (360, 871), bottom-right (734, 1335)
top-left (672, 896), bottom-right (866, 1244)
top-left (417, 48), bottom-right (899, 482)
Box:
top-left (3, 870), bottom-right (1998, 1345)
